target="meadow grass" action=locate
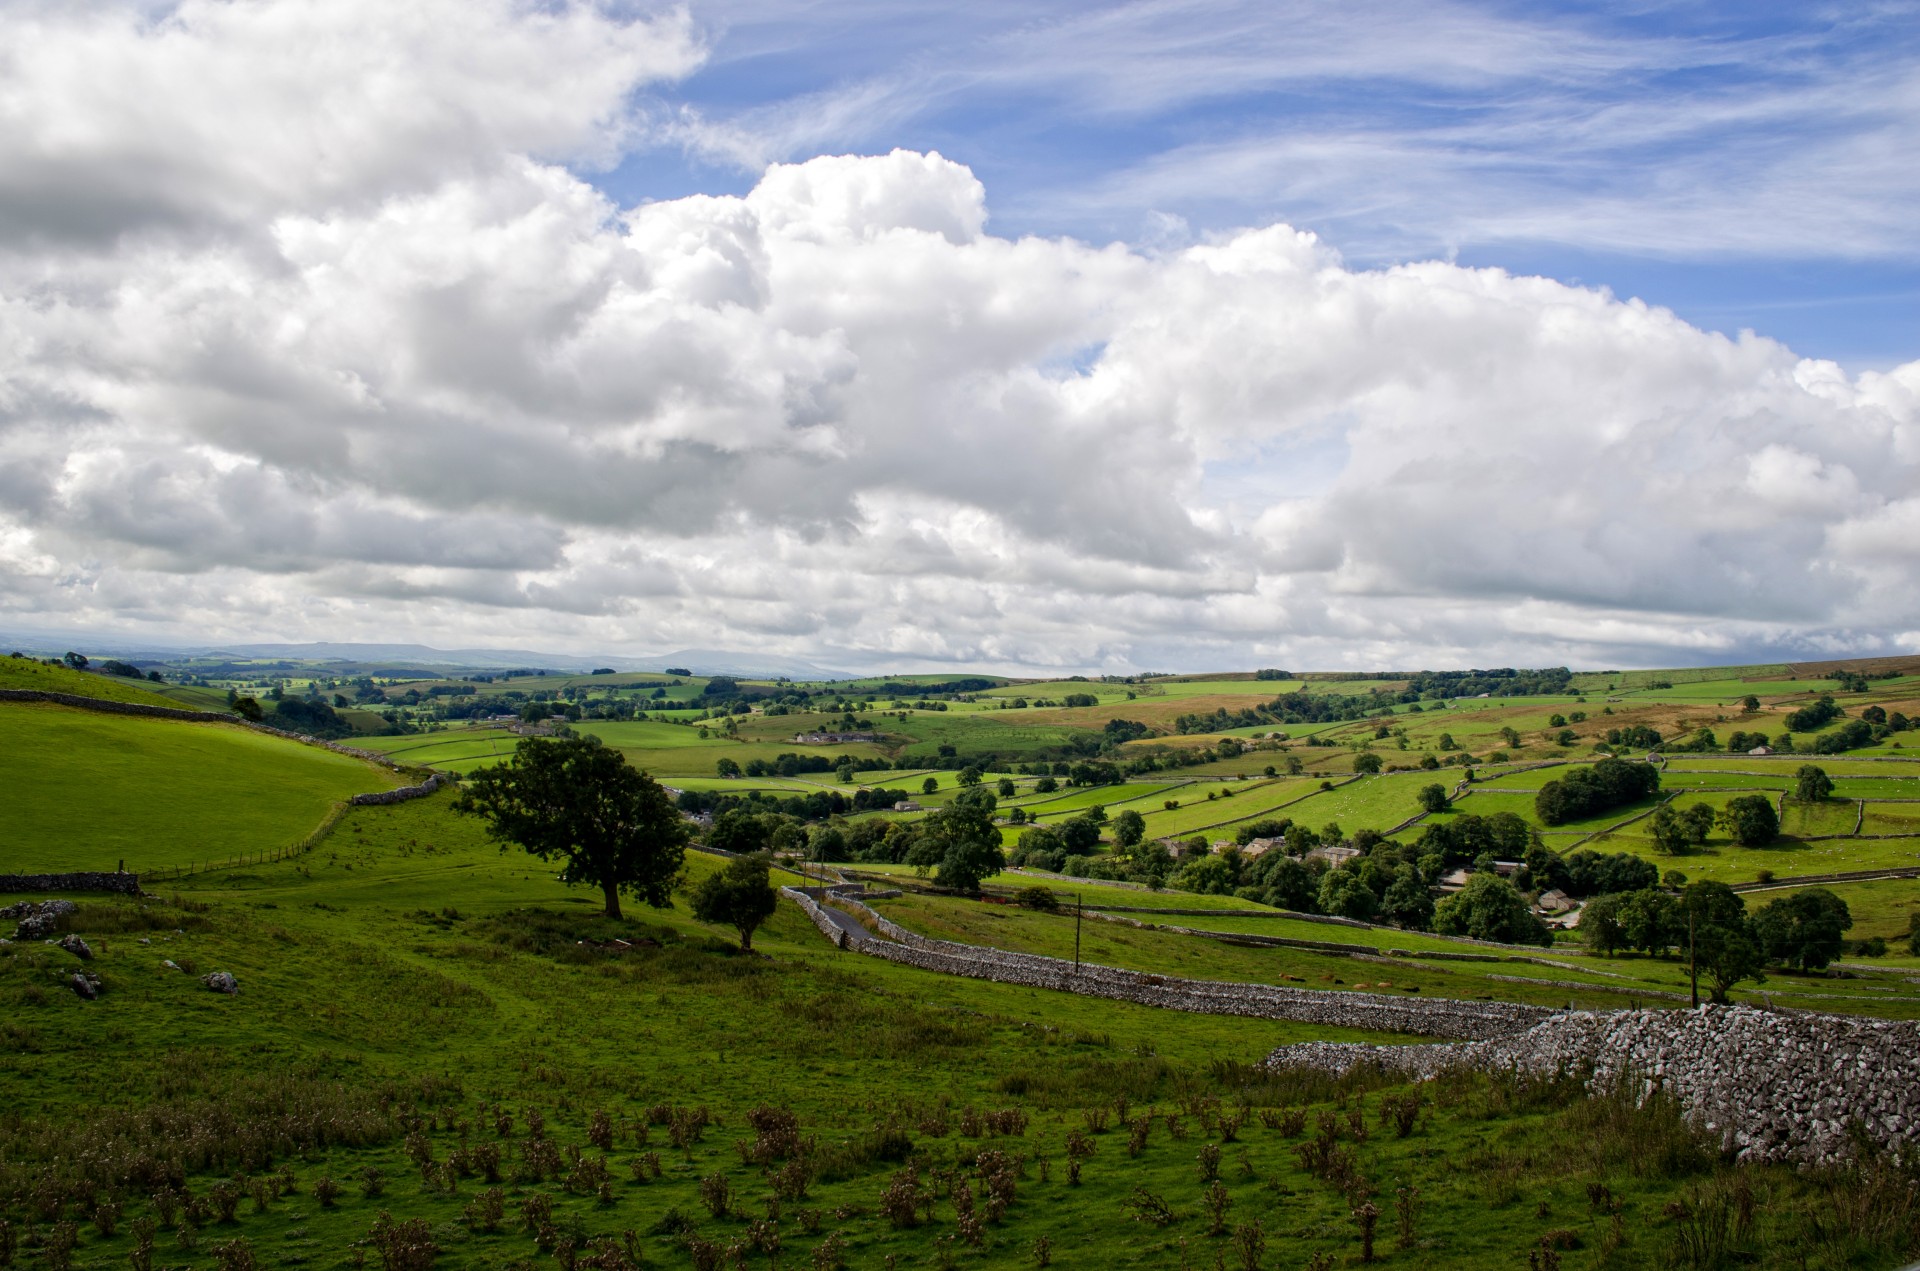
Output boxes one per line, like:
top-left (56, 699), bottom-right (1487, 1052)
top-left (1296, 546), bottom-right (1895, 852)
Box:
top-left (0, 656), bottom-right (182, 706)
top-left (7, 787), bottom-right (1920, 1267)
top-left (0, 702), bottom-right (398, 873)
top-left (1135, 778), bottom-right (1328, 841)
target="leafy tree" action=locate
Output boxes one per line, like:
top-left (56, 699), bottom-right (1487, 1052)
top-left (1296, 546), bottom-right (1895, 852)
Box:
top-left (715, 757), bottom-right (742, 779)
top-left (806, 825), bottom-right (849, 863)
top-left (708, 809), bottom-right (777, 855)
top-left (1352, 752), bottom-right (1383, 775)
top-left (229, 694), bottom-right (264, 721)
top-left (456, 736), bottom-right (688, 919)
top-left (1034, 776), bottom-right (1058, 794)
top-left (1718, 795), bottom-right (1779, 846)
top-left (1058, 815), bottom-right (1104, 856)
top-left (1432, 873), bottom-right (1550, 946)
top-left (1417, 784), bottom-right (1450, 814)
top-left (1380, 871), bottom-right (1435, 929)
top-left (996, 778), bottom-right (1016, 798)
top-left (62, 651), bottom-right (88, 670)
top-left (1247, 854), bottom-right (1320, 912)
top-left (1617, 888), bottom-right (1680, 956)
top-left (1317, 868), bottom-right (1380, 921)
top-left (1753, 888), bottom-right (1852, 972)
top-left (1784, 696), bottom-right (1841, 732)
top-left (1522, 844), bottom-right (1570, 893)
top-left (1176, 854), bottom-right (1238, 896)
top-left (1535, 757), bottom-right (1660, 825)
top-left (921, 801), bottom-right (1006, 893)
top-left (1015, 885), bottom-right (1061, 911)
top-left (1648, 803), bottom-right (1692, 855)
top-left (1580, 891), bottom-right (1629, 956)
top-left (1740, 695), bottom-right (1760, 712)
top-left (1111, 809), bottom-right (1146, 848)
top-left (1683, 881), bottom-right (1764, 1003)
top-left (1562, 850), bottom-right (1658, 898)
top-left (690, 854), bottom-right (778, 951)
top-left (921, 777), bottom-right (939, 795)
top-left (1793, 765), bottom-right (1833, 802)
top-left (957, 766), bottom-right (984, 788)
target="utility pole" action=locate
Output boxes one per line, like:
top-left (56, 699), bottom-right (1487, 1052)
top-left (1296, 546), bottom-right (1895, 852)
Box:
top-left (1687, 904), bottom-right (1699, 1009)
top-left (1074, 893), bottom-right (1083, 974)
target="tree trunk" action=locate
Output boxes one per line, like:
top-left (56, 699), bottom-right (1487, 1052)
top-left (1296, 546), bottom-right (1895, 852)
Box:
top-left (601, 876), bottom-right (623, 921)
top-left (738, 927), bottom-right (752, 952)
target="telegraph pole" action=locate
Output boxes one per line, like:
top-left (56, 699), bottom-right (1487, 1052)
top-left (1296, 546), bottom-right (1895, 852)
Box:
top-left (1687, 905), bottom-right (1699, 1009)
top-left (1074, 893), bottom-right (1083, 974)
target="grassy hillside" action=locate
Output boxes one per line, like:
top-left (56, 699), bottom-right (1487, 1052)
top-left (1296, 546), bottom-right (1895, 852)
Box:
top-left (7, 791), bottom-right (1920, 1269)
top-left (0, 702), bottom-right (400, 873)
top-left (0, 655), bottom-right (184, 707)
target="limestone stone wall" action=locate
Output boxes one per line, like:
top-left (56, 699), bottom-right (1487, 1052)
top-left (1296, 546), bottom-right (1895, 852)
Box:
top-left (0, 873), bottom-right (139, 896)
top-left (1264, 1005), bottom-right (1920, 1164)
top-left (348, 773), bottom-right (450, 805)
top-left (783, 888), bottom-right (1550, 1040)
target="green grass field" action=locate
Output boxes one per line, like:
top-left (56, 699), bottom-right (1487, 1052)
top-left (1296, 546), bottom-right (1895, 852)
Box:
top-left (0, 702), bottom-right (399, 872)
top-left (0, 656), bottom-right (183, 706)
top-left (7, 696), bottom-right (1920, 1268)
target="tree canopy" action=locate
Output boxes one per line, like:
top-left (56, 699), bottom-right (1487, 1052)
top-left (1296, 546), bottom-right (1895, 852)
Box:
top-left (455, 735), bottom-right (689, 919)
top-left (1432, 873), bottom-right (1550, 946)
top-left (1534, 758), bottom-right (1660, 826)
top-left (690, 854), bottom-right (779, 951)
top-left (1718, 795), bottom-right (1779, 846)
top-left (1754, 887), bottom-right (1852, 972)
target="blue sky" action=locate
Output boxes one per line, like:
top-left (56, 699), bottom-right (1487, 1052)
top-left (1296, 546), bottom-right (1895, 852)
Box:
top-left (597, 0), bottom-right (1920, 369)
top-left (3, 0), bottom-right (1916, 670)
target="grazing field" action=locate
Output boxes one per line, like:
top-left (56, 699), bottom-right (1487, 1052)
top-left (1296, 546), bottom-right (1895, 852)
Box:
top-left (11, 662), bottom-right (1920, 1269)
top-left (1134, 778), bottom-right (1328, 840)
top-left (0, 702), bottom-right (398, 872)
top-left (0, 656), bottom-right (181, 706)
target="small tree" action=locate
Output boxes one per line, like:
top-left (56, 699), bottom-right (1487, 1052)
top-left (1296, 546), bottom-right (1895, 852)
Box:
top-left (1432, 873), bottom-right (1550, 946)
top-left (456, 736), bottom-right (688, 919)
top-left (921, 777), bottom-right (939, 796)
top-left (1793, 765), bottom-right (1834, 802)
top-left (1111, 810), bottom-right (1146, 849)
top-left (1353, 753), bottom-right (1383, 775)
top-left (1718, 795), bottom-right (1779, 846)
top-left (690, 855), bottom-right (779, 951)
top-left (1753, 888), bottom-right (1852, 972)
top-left (1416, 784), bottom-right (1450, 814)
top-left (1684, 881), bottom-right (1764, 1002)
top-left (920, 800), bottom-right (1006, 893)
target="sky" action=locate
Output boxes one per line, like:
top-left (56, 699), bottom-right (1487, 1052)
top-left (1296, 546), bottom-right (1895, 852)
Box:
top-left (0, 0), bottom-right (1917, 674)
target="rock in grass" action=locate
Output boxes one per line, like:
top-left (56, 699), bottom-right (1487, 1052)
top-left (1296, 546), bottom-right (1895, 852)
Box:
top-left (201, 971), bottom-right (239, 995)
top-left (70, 971), bottom-right (101, 1000)
top-left (57, 934), bottom-right (93, 960)
top-left (6, 899), bottom-right (77, 941)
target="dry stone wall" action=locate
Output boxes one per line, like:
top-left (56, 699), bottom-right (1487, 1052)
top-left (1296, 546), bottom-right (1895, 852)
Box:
top-left (0, 872), bottom-right (140, 896)
top-left (1265, 1005), bottom-right (1920, 1165)
top-left (783, 888), bottom-right (1550, 1040)
top-left (349, 773), bottom-right (450, 805)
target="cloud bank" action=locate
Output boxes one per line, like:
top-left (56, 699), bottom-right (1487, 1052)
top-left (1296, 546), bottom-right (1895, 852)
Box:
top-left (1, 0), bottom-right (1915, 671)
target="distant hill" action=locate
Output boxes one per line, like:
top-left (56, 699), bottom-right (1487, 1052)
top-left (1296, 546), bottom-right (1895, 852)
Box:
top-left (648, 649), bottom-right (853, 681)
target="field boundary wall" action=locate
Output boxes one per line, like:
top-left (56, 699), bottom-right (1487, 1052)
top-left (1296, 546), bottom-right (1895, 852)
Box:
top-left (0, 871), bottom-right (141, 896)
top-left (1266, 1004), bottom-right (1920, 1165)
top-left (781, 886), bottom-right (1551, 1040)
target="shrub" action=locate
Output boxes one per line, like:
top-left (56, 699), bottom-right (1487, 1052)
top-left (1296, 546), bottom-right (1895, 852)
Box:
top-left (368, 1212), bottom-right (438, 1271)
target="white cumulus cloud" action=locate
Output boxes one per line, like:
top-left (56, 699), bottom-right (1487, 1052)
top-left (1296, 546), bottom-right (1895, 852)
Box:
top-left (0, 2), bottom-right (1915, 670)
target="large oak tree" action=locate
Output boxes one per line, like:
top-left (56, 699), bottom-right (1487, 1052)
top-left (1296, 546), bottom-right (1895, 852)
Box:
top-left (455, 735), bottom-right (688, 919)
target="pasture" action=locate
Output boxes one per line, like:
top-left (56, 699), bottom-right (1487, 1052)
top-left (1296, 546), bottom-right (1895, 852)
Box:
top-left (0, 702), bottom-right (398, 873)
